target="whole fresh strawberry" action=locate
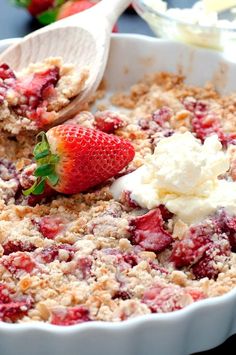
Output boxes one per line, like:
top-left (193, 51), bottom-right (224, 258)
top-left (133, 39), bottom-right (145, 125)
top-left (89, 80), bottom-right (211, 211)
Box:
top-left (13, 0), bottom-right (119, 30)
top-left (14, 0), bottom-right (56, 17)
top-left (58, 0), bottom-right (119, 32)
top-left (57, 0), bottom-right (95, 20)
top-left (24, 125), bottom-right (135, 195)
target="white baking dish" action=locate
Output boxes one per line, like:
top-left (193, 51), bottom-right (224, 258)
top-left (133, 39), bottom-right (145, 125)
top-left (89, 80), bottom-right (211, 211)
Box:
top-left (0, 34), bottom-right (236, 355)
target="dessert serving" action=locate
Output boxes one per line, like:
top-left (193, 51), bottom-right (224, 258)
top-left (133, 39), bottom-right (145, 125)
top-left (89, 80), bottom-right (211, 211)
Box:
top-left (0, 55), bottom-right (236, 327)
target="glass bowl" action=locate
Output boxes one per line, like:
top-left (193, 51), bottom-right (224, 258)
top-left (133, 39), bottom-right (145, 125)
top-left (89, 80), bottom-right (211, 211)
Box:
top-left (133, 0), bottom-right (236, 51)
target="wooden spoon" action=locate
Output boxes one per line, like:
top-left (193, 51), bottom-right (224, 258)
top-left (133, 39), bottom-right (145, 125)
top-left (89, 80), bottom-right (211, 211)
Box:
top-left (0, 0), bottom-right (132, 124)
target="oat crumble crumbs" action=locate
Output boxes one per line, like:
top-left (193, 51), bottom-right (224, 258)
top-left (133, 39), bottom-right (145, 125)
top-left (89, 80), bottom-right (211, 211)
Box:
top-left (0, 67), bottom-right (236, 325)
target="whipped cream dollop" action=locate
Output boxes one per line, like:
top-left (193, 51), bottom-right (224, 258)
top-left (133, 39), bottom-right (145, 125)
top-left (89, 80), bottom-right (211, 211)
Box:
top-left (110, 132), bottom-right (236, 224)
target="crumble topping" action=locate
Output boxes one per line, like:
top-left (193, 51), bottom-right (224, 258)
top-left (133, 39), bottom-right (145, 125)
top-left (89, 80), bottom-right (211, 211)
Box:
top-left (0, 68), bottom-right (235, 325)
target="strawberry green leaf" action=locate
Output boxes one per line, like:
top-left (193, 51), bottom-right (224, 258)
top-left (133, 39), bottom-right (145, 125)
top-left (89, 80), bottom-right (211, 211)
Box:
top-left (23, 180), bottom-right (39, 196)
top-left (24, 130), bottom-right (60, 196)
top-left (48, 173), bottom-right (59, 186)
top-left (34, 132), bottom-right (50, 160)
top-left (55, 0), bottom-right (66, 5)
top-left (34, 164), bottom-right (54, 177)
top-left (12, 0), bottom-right (31, 7)
top-left (34, 149), bottom-right (50, 160)
top-left (33, 180), bottom-right (46, 195)
top-left (37, 9), bottom-right (59, 25)
top-left (23, 178), bottom-right (46, 196)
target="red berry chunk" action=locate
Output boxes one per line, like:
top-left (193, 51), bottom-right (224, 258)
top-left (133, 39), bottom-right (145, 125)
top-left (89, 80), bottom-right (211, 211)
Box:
top-left (51, 306), bottom-right (90, 326)
top-left (171, 218), bottom-right (231, 280)
top-left (192, 238), bottom-right (230, 280)
top-left (0, 284), bottom-right (13, 304)
top-left (152, 106), bottom-right (173, 127)
top-left (35, 216), bottom-right (65, 239)
top-left (0, 63), bottom-right (16, 80)
top-left (122, 191), bottom-right (140, 209)
top-left (171, 224), bottom-right (211, 268)
top-left (77, 257), bottom-right (92, 279)
top-left (129, 208), bottom-right (173, 253)
top-left (28, 0), bottom-right (54, 16)
top-left (183, 97), bottom-right (231, 146)
top-left (0, 283), bottom-right (33, 322)
top-left (187, 288), bottom-right (206, 302)
top-left (142, 283), bottom-right (205, 313)
top-left (3, 240), bottom-right (36, 255)
top-left (0, 300), bottom-right (32, 322)
top-left (94, 111), bottom-right (126, 133)
top-left (14, 67), bottom-right (59, 123)
top-left (214, 210), bottom-right (236, 252)
top-left (2, 252), bottom-right (36, 275)
top-left (38, 244), bottom-right (75, 264)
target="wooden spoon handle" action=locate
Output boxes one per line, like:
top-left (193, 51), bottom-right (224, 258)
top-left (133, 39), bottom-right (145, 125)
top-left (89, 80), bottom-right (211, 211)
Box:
top-left (96, 0), bottom-right (132, 26)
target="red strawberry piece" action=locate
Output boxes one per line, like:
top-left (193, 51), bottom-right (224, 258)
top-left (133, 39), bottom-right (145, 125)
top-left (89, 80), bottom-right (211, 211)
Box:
top-left (186, 288), bottom-right (206, 302)
top-left (15, 67), bottom-right (59, 103)
top-left (192, 110), bottom-right (226, 144)
top-left (122, 191), bottom-right (140, 209)
top-left (116, 251), bottom-right (139, 271)
top-left (27, 0), bottom-right (54, 16)
top-left (24, 125), bottom-right (135, 196)
top-left (38, 244), bottom-right (74, 264)
top-left (13, 66), bottom-right (60, 125)
top-left (149, 260), bottom-right (169, 274)
top-left (94, 111), bottom-right (126, 133)
top-left (0, 284), bottom-right (13, 304)
top-left (0, 63), bottom-right (59, 127)
top-left (171, 218), bottom-right (231, 279)
top-left (182, 96), bottom-right (198, 112)
top-left (129, 208), bottom-right (173, 253)
top-left (51, 306), bottom-right (90, 326)
top-left (3, 240), bottom-right (36, 255)
top-left (0, 64), bottom-right (16, 104)
top-left (57, 0), bottom-right (94, 19)
top-left (77, 257), bottom-right (92, 279)
top-left (34, 215), bottom-right (65, 239)
top-left (183, 98), bottom-right (229, 145)
top-left (142, 283), bottom-right (185, 313)
top-left (170, 224), bottom-right (212, 268)
top-left (2, 252), bottom-right (36, 275)
top-left (0, 63), bottom-right (16, 80)
top-left (191, 237), bottom-right (230, 280)
top-left (152, 106), bottom-right (173, 127)
top-left (0, 300), bottom-right (31, 322)
top-left (214, 210), bottom-right (236, 252)
top-left (158, 204), bottom-right (173, 221)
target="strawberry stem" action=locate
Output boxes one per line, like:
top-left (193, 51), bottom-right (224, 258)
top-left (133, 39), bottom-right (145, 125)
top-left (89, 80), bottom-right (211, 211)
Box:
top-left (23, 132), bottom-right (59, 196)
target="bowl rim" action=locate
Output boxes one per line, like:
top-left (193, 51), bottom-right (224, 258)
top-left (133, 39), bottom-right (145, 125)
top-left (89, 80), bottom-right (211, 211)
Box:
top-left (0, 33), bottom-right (235, 332)
top-left (134, 0), bottom-right (236, 33)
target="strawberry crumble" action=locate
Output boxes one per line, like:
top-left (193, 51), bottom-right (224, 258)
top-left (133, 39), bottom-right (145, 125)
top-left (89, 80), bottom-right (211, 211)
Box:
top-left (0, 68), bottom-right (236, 327)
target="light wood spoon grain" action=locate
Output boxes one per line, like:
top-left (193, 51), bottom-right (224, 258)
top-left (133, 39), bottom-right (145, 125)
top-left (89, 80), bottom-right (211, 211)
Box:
top-left (0, 0), bottom-right (132, 124)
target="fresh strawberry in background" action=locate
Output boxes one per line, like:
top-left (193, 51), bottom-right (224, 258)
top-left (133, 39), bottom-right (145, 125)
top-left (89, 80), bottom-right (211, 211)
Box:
top-left (57, 0), bottom-right (95, 19)
top-left (13, 0), bottom-right (119, 31)
top-left (24, 125), bottom-right (135, 196)
top-left (27, 0), bottom-right (55, 16)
